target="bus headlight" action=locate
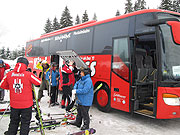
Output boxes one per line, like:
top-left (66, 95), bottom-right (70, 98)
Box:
top-left (163, 94), bottom-right (180, 106)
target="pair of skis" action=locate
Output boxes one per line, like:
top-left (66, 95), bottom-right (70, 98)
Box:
top-left (32, 85), bottom-right (45, 135)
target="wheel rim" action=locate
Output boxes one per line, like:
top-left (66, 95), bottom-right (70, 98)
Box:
top-left (97, 89), bottom-right (108, 107)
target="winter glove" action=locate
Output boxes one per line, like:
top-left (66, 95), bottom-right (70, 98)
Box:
top-left (72, 89), bottom-right (76, 101)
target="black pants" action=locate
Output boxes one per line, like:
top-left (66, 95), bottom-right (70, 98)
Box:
top-left (0, 88), bottom-right (5, 101)
top-left (62, 85), bottom-right (72, 106)
top-left (50, 86), bottom-right (58, 104)
top-left (7, 106), bottom-right (32, 135)
top-left (76, 105), bottom-right (90, 127)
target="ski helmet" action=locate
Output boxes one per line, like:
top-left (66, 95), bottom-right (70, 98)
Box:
top-left (0, 60), bottom-right (4, 65)
top-left (17, 57), bottom-right (29, 66)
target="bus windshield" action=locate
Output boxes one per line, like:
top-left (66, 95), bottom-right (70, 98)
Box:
top-left (157, 13), bottom-right (180, 81)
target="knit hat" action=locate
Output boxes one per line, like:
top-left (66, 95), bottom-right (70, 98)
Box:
top-left (17, 57), bottom-right (29, 66)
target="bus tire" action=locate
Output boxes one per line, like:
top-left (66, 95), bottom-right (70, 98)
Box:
top-left (95, 85), bottom-right (111, 112)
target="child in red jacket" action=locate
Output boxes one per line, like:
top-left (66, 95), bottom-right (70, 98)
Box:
top-left (0, 57), bottom-right (41, 135)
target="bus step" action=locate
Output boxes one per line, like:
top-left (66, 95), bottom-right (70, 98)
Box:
top-left (145, 97), bottom-right (153, 103)
top-left (140, 103), bottom-right (153, 111)
top-left (134, 109), bottom-right (154, 118)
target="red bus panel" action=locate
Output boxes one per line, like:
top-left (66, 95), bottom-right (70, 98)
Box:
top-left (156, 87), bottom-right (180, 119)
top-left (111, 72), bottom-right (130, 112)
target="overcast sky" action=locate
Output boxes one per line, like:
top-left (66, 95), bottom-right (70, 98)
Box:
top-left (0, 0), bottom-right (161, 50)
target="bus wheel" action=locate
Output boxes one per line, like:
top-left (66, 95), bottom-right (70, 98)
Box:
top-left (95, 87), bottom-right (111, 112)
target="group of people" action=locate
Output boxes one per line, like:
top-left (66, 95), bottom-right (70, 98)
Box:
top-left (0, 57), bottom-right (94, 135)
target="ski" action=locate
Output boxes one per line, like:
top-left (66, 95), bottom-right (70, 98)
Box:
top-left (30, 118), bottom-right (68, 132)
top-left (32, 85), bottom-right (45, 135)
top-left (68, 128), bottom-right (96, 135)
top-left (31, 117), bottom-right (66, 123)
top-left (0, 100), bottom-right (10, 104)
top-left (43, 111), bottom-right (77, 117)
top-left (0, 109), bottom-right (10, 115)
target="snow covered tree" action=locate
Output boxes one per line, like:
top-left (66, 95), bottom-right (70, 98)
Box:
top-left (159, 0), bottom-right (173, 10)
top-left (75, 15), bottom-right (81, 25)
top-left (44, 18), bottom-right (53, 33)
top-left (11, 50), bottom-right (18, 60)
top-left (115, 10), bottom-right (120, 16)
top-left (0, 46), bottom-right (5, 59)
top-left (82, 10), bottom-right (89, 23)
top-left (93, 13), bottom-right (97, 21)
top-left (6, 47), bottom-right (10, 59)
top-left (60, 6), bottom-right (73, 29)
top-left (52, 17), bottom-right (60, 31)
top-left (124, 0), bottom-right (134, 14)
top-left (134, 0), bottom-right (146, 11)
top-left (172, 0), bottom-right (180, 12)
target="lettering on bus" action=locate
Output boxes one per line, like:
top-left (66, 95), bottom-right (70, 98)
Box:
top-left (113, 93), bottom-right (126, 104)
top-left (81, 56), bottom-right (96, 77)
top-left (55, 33), bottom-right (72, 42)
top-left (41, 28), bottom-right (91, 43)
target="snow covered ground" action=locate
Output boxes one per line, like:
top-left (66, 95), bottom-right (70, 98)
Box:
top-left (1, 88), bottom-right (180, 135)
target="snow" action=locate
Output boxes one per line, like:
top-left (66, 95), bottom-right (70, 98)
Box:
top-left (1, 88), bottom-right (180, 135)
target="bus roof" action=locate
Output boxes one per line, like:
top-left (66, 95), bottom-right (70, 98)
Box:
top-left (27, 9), bottom-right (180, 43)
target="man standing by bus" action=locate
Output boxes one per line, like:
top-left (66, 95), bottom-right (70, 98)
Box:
top-left (0, 59), bottom-right (10, 101)
top-left (36, 60), bottom-right (50, 102)
top-left (0, 57), bottom-right (41, 135)
top-left (46, 62), bottom-right (60, 106)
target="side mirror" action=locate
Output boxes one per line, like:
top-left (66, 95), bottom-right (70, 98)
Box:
top-left (144, 18), bottom-right (179, 26)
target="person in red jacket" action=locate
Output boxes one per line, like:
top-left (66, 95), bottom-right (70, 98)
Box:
top-left (0, 59), bottom-right (10, 101)
top-left (61, 60), bottom-right (75, 108)
top-left (0, 57), bottom-right (41, 135)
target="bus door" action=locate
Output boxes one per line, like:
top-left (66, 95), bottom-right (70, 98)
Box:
top-left (111, 37), bottom-right (131, 112)
top-left (132, 34), bottom-right (157, 118)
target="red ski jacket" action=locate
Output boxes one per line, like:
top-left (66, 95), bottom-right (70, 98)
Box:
top-left (0, 63), bottom-right (10, 81)
top-left (61, 64), bottom-right (75, 86)
top-left (0, 63), bottom-right (41, 109)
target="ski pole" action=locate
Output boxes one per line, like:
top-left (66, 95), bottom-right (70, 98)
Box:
top-left (0, 103), bottom-right (10, 121)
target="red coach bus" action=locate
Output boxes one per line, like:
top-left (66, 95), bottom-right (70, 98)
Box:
top-left (26, 9), bottom-right (180, 119)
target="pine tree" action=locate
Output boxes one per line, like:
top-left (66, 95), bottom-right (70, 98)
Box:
top-left (140, 0), bottom-right (146, 10)
top-left (0, 46), bottom-right (5, 59)
top-left (52, 17), bottom-right (60, 31)
top-left (134, 0), bottom-right (146, 11)
top-left (93, 13), bottom-right (97, 21)
top-left (82, 10), bottom-right (89, 23)
top-left (75, 15), bottom-right (81, 25)
top-left (159, 0), bottom-right (173, 10)
top-left (172, 0), bottom-right (180, 12)
top-left (60, 6), bottom-right (73, 29)
top-left (44, 18), bottom-right (53, 33)
top-left (124, 0), bottom-right (134, 14)
top-left (6, 47), bottom-right (10, 59)
top-left (116, 10), bottom-right (120, 16)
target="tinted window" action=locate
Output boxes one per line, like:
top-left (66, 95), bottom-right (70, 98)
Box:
top-left (26, 40), bottom-right (40, 57)
top-left (39, 38), bottom-right (50, 56)
top-left (112, 37), bottom-right (129, 81)
top-left (67, 27), bottom-right (93, 54)
top-left (135, 13), bottom-right (155, 34)
top-left (93, 18), bottom-right (129, 54)
top-left (49, 35), bottom-right (67, 54)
